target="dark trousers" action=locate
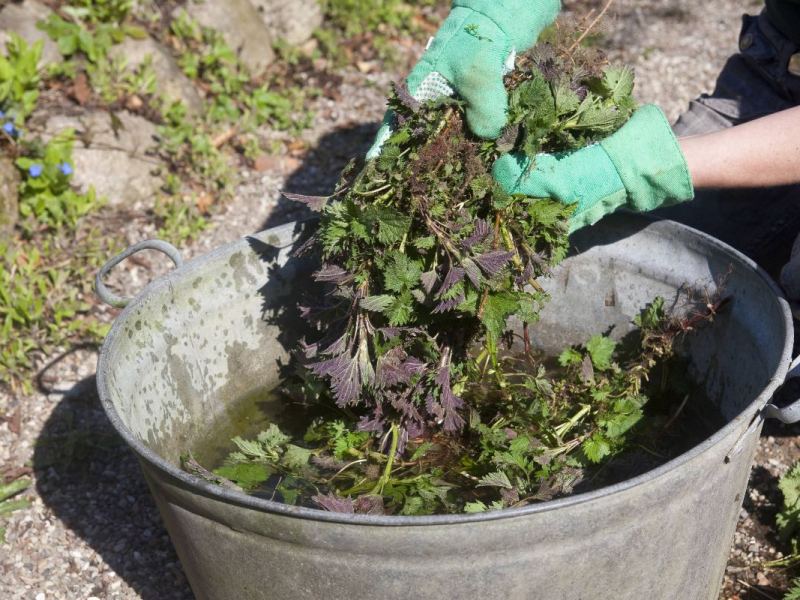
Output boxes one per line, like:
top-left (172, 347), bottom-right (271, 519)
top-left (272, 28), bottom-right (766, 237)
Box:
top-left (655, 11), bottom-right (800, 279)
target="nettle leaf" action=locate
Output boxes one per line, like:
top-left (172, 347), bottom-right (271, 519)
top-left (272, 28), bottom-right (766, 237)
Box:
top-left (386, 293), bottom-right (415, 326)
top-left (282, 192), bottom-right (328, 212)
top-left (257, 424), bottom-right (291, 449)
top-left (474, 250), bottom-right (513, 277)
top-left (558, 348), bottom-right (582, 366)
top-left (314, 264), bottom-right (350, 284)
top-left (634, 296), bottom-right (666, 329)
top-left (462, 258), bottom-right (482, 289)
top-left (282, 444), bottom-right (313, 471)
top-left (477, 471), bottom-right (513, 489)
top-left (360, 295), bottom-right (395, 312)
top-left (583, 433), bottom-right (612, 464)
top-left (213, 463), bottom-right (270, 491)
top-left (600, 65), bottom-right (634, 102)
top-left (365, 206), bottom-right (412, 245)
top-left (481, 292), bottom-right (520, 341)
top-left (585, 335), bottom-right (616, 371)
top-left (377, 144), bottom-right (402, 172)
top-left (384, 254), bottom-right (423, 293)
top-left (553, 82), bottom-right (581, 116)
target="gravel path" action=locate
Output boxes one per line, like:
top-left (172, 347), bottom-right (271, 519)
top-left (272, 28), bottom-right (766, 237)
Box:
top-left (1, 1), bottom-right (795, 599)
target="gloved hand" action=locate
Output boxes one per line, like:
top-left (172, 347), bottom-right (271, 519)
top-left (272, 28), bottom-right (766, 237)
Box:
top-left (367, 0), bottom-right (561, 159)
top-left (492, 105), bottom-right (695, 231)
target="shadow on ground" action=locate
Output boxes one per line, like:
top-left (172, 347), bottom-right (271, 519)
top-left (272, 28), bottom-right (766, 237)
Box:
top-left (33, 369), bottom-right (193, 600)
top-left (260, 122), bottom-right (376, 230)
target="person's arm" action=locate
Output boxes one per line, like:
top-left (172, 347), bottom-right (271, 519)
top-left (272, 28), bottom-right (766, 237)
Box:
top-left (680, 105), bottom-right (800, 189)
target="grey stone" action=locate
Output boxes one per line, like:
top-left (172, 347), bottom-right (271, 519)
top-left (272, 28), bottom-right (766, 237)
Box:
top-left (0, 157), bottom-right (19, 242)
top-left (0, 0), bottom-right (62, 66)
top-left (251, 0), bottom-right (322, 46)
top-left (42, 110), bottom-right (161, 208)
top-left (109, 37), bottom-right (203, 115)
top-left (175, 0), bottom-right (275, 76)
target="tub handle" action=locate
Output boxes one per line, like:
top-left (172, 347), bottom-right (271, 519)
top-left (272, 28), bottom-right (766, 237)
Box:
top-left (762, 355), bottom-right (800, 424)
top-left (95, 240), bottom-right (183, 308)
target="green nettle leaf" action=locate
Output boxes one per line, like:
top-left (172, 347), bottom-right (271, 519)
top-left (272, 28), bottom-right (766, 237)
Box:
top-left (634, 297), bottom-right (666, 329)
top-left (477, 471), bottom-right (513, 490)
top-left (600, 66), bottom-right (635, 102)
top-left (583, 434), bottom-right (612, 464)
top-left (386, 292), bottom-right (414, 326)
top-left (384, 254), bottom-right (422, 293)
top-left (481, 292), bottom-right (519, 342)
top-left (558, 348), bottom-right (582, 367)
top-left (375, 207), bottom-right (412, 245)
top-left (585, 335), bottom-right (617, 371)
top-left (360, 295), bottom-right (395, 312)
top-left (464, 500), bottom-right (489, 513)
top-left (213, 463), bottom-right (270, 490)
top-left (282, 444), bottom-right (313, 470)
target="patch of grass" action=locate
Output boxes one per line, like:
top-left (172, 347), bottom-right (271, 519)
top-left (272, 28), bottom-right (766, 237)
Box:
top-left (0, 233), bottom-right (112, 394)
top-left (314, 0), bottom-right (443, 66)
top-left (152, 194), bottom-right (209, 244)
top-left (0, 476), bottom-right (31, 543)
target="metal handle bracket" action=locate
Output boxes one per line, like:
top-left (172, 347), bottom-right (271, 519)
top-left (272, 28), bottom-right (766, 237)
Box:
top-left (95, 240), bottom-right (183, 308)
top-left (762, 355), bottom-right (800, 424)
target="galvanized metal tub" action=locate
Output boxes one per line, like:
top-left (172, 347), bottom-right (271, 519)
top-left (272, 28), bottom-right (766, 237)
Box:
top-left (96, 214), bottom-right (799, 600)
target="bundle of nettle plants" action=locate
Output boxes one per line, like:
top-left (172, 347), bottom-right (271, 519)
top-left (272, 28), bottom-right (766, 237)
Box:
top-left (186, 34), bottom-right (724, 515)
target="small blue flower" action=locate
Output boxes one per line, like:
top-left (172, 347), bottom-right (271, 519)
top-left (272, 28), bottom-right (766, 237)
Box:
top-left (28, 164), bottom-right (43, 178)
top-left (59, 162), bottom-right (73, 176)
top-left (2, 121), bottom-right (16, 136)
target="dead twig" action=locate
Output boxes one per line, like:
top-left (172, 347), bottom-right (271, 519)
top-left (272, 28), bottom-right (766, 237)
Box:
top-left (567, 0), bottom-right (615, 55)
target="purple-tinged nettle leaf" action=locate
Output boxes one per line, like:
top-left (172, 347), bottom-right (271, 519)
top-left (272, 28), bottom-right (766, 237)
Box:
top-left (314, 264), bottom-right (351, 284)
top-left (394, 80), bottom-right (421, 113)
top-left (358, 410), bottom-right (385, 433)
top-left (357, 337), bottom-right (375, 389)
top-left (353, 494), bottom-right (385, 515)
top-left (299, 340), bottom-right (318, 359)
top-left (378, 326), bottom-right (402, 339)
top-left (461, 219), bottom-right (490, 250)
top-left (282, 192), bottom-right (329, 212)
top-left (515, 261), bottom-right (534, 287)
top-left (377, 347), bottom-right (411, 388)
top-left (432, 293), bottom-right (465, 314)
top-left (309, 352), bottom-right (361, 407)
top-left (313, 493), bottom-right (354, 513)
top-left (425, 392), bottom-right (444, 422)
top-left (435, 351), bottom-right (465, 432)
top-left (420, 270), bottom-right (439, 294)
top-left (462, 258), bottom-right (483, 289)
top-left (475, 250), bottom-right (514, 277)
top-left (437, 267), bottom-right (465, 297)
top-left (404, 356), bottom-right (427, 375)
top-left (320, 330), bottom-right (351, 356)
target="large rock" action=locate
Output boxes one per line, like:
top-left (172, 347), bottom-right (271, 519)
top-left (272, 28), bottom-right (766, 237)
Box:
top-left (42, 110), bottom-right (161, 208)
top-left (175, 0), bottom-right (275, 76)
top-left (109, 37), bottom-right (203, 115)
top-left (0, 157), bottom-right (19, 243)
top-left (0, 0), bottom-right (62, 66)
top-left (251, 0), bottom-right (322, 46)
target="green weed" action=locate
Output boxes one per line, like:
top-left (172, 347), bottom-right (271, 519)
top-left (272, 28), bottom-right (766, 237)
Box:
top-left (15, 129), bottom-right (103, 235)
top-left (0, 34), bottom-right (43, 123)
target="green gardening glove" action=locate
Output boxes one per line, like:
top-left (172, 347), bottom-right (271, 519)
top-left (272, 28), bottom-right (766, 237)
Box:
top-left (368, 0), bottom-right (561, 159)
top-left (492, 105), bottom-right (695, 232)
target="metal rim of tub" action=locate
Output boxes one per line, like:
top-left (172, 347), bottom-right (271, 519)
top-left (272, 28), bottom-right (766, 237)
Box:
top-left (95, 216), bottom-right (795, 526)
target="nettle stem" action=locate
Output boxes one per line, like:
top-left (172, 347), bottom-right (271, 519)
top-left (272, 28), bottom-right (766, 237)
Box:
top-left (371, 422), bottom-right (399, 496)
